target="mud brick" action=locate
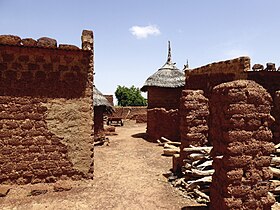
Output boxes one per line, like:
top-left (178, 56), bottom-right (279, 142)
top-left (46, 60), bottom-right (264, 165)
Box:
top-left (222, 116), bottom-right (245, 130)
top-left (21, 153), bottom-right (37, 161)
top-left (33, 169), bottom-right (50, 177)
top-left (27, 113), bottom-right (43, 120)
top-left (254, 156), bottom-right (271, 167)
top-left (28, 129), bottom-right (43, 136)
top-left (0, 63), bottom-right (8, 71)
top-left (44, 161), bottom-right (57, 169)
top-left (49, 152), bottom-right (62, 160)
top-left (49, 168), bottom-right (63, 176)
top-left (13, 113), bottom-right (25, 120)
top-left (35, 71), bottom-right (46, 81)
top-left (222, 197), bottom-right (242, 209)
top-left (15, 162), bottom-right (30, 171)
top-left (18, 55), bottom-right (30, 62)
top-left (61, 166), bottom-right (75, 175)
top-left (5, 121), bottom-right (19, 129)
top-left (34, 121), bottom-right (46, 128)
top-left (0, 130), bottom-right (12, 138)
top-left (20, 104), bottom-right (33, 112)
top-left (253, 129), bottom-right (273, 141)
top-left (43, 63), bottom-right (53, 71)
top-left (44, 145), bottom-right (57, 152)
top-left (37, 154), bottom-right (49, 161)
top-left (224, 184), bottom-right (251, 197)
top-left (28, 145), bottom-right (41, 153)
top-left (243, 199), bottom-right (261, 209)
top-left (35, 136), bottom-right (49, 145)
top-left (223, 155), bottom-right (252, 169)
top-left (31, 162), bottom-right (45, 170)
top-left (21, 170), bottom-right (33, 177)
top-left (35, 55), bottom-right (45, 62)
top-left (58, 65), bottom-right (68, 71)
top-left (224, 103), bottom-right (257, 115)
top-left (11, 62), bottom-right (23, 70)
top-left (28, 63), bottom-right (39, 71)
top-left (223, 130), bottom-right (253, 143)
top-left (0, 174), bottom-right (9, 181)
top-left (36, 106), bottom-right (47, 113)
top-left (50, 55), bottom-right (60, 63)
top-left (50, 136), bottom-right (63, 145)
top-left (261, 193), bottom-right (276, 208)
top-left (16, 97), bottom-right (31, 105)
top-left (59, 160), bottom-right (72, 168)
top-left (2, 53), bottom-right (15, 62)
top-left (0, 145), bottom-right (13, 155)
top-left (261, 142), bottom-right (275, 155)
top-left (7, 137), bottom-right (21, 146)
top-left (58, 145), bottom-right (68, 153)
top-left (245, 118), bottom-right (262, 130)
top-left (21, 137), bottom-right (35, 146)
top-left (71, 65), bottom-right (81, 72)
top-left (1, 163), bottom-right (14, 173)
top-left (244, 168), bottom-right (263, 183)
top-left (252, 182), bottom-right (270, 198)
top-left (21, 120), bottom-right (34, 130)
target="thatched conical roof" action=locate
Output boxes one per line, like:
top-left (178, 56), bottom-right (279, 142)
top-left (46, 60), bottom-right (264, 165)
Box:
top-left (93, 86), bottom-right (114, 114)
top-left (141, 41), bottom-right (185, 92)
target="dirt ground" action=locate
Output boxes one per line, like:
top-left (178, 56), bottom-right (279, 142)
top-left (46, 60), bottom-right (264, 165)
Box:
top-left (0, 120), bottom-right (206, 210)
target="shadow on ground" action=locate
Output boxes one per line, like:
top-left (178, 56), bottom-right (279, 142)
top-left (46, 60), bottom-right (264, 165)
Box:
top-left (131, 132), bottom-right (150, 141)
top-left (182, 206), bottom-right (209, 210)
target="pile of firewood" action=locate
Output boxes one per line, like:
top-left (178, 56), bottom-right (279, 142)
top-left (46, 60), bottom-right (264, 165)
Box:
top-left (269, 143), bottom-right (280, 201)
top-left (158, 137), bottom-right (280, 203)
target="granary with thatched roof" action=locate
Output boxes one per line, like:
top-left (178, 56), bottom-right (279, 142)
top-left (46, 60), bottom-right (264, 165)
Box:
top-left (141, 42), bottom-right (185, 141)
top-left (93, 86), bottom-right (114, 139)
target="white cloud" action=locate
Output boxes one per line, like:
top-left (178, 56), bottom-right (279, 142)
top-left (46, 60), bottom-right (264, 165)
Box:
top-left (129, 25), bottom-right (161, 39)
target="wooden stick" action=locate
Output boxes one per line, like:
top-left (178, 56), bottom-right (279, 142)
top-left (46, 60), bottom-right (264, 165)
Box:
top-left (193, 188), bottom-right (210, 201)
top-left (160, 137), bottom-right (181, 146)
top-left (269, 167), bottom-right (280, 178)
top-left (183, 146), bottom-right (212, 154)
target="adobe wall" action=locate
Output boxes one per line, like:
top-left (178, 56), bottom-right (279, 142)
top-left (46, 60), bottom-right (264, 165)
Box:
top-left (147, 87), bottom-right (183, 110)
top-left (0, 31), bottom-right (94, 184)
top-left (209, 80), bottom-right (275, 209)
top-left (112, 106), bottom-right (147, 121)
top-left (185, 56), bottom-right (250, 96)
top-left (147, 108), bottom-right (180, 142)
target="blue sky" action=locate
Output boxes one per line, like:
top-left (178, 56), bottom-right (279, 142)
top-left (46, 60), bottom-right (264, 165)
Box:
top-left (1, 0), bottom-right (280, 97)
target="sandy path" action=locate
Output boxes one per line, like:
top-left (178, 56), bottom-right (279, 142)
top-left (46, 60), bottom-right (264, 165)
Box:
top-left (0, 121), bottom-right (200, 210)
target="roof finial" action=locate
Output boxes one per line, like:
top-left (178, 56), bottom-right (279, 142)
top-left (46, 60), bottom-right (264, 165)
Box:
top-left (183, 59), bottom-right (189, 70)
top-left (167, 41), bottom-right (171, 64)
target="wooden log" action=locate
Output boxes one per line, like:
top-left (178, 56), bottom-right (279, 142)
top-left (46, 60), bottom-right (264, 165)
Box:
top-left (275, 143), bottom-right (280, 149)
top-left (271, 157), bottom-right (280, 165)
top-left (163, 148), bottom-right (180, 156)
top-left (183, 146), bottom-right (212, 154)
top-left (187, 176), bottom-right (212, 184)
top-left (269, 167), bottom-right (280, 178)
top-left (164, 143), bottom-right (178, 149)
top-left (160, 137), bottom-right (181, 146)
top-left (188, 153), bottom-right (207, 161)
top-left (196, 160), bottom-right (213, 170)
top-left (193, 188), bottom-right (210, 201)
top-left (190, 169), bottom-right (214, 177)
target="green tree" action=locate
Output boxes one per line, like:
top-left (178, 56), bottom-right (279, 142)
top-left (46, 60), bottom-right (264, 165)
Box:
top-left (115, 85), bottom-right (147, 106)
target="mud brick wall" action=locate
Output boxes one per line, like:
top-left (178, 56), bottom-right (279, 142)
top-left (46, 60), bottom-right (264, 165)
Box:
top-left (273, 91), bottom-right (280, 144)
top-left (94, 106), bottom-right (104, 138)
top-left (147, 108), bottom-right (180, 142)
top-left (185, 56), bottom-right (250, 96)
top-left (147, 87), bottom-right (183, 110)
top-left (0, 31), bottom-right (94, 184)
top-left (209, 80), bottom-right (275, 210)
top-left (112, 106), bottom-right (147, 120)
top-left (179, 90), bottom-right (209, 164)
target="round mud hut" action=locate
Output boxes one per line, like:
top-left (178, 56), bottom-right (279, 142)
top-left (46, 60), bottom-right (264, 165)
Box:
top-left (93, 86), bottom-right (114, 140)
top-left (141, 42), bottom-right (185, 141)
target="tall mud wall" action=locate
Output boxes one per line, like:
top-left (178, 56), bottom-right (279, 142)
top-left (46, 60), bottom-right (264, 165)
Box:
top-left (209, 80), bottom-right (275, 209)
top-left (0, 31), bottom-right (94, 184)
top-left (147, 108), bottom-right (180, 142)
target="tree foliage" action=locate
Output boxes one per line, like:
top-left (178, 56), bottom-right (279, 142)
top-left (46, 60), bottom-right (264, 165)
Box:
top-left (115, 85), bottom-right (147, 106)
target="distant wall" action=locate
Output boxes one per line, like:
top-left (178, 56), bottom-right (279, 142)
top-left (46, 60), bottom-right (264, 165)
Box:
top-left (112, 106), bottom-right (147, 121)
top-left (0, 31), bottom-right (94, 184)
top-left (147, 87), bottom-right (183, 110)
top-left (186, 56), bottom-right (250, 96)
top-left (104, 95), bottom-right (114, 106)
